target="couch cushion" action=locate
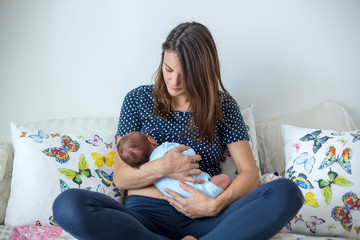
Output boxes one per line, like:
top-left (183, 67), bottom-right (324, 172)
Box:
top-left (256, 100), bottom-right (357, 175)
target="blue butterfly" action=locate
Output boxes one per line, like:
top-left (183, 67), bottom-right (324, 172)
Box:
top-left (59, 179), bottom-right (91, 192)
top-left (113, 187), bottom-right (121, 198)
top-left (28, 130), bottom-right (49, 143)
top-left (286, 165), bottom-right (296, 178)
top-left (285, 221), bottom-right (292, 231)
top-left (293, 152), bottom-right (315, 174)
top-left (291, 173), bottom-right (314, 189)
top-left (300, 130), bottom-right (331, 154)
top-left (95, 169), bottom-right (113, 187)
top-left (49, 216), bottom-right (58, 226)
top-left (350, 133), bottom-right (360, 143)
top-left (96, 184), bottom-right (105, 194)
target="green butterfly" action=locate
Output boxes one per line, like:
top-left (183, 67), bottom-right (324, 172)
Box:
top-left (317, 168), bottom-right (353, 205)
top-left (58, 153), bottom-right (93, 187)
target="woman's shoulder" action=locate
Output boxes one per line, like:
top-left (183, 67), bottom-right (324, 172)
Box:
top-left (127, 85), bottom-right (154, 96)
top-left (124, 85), bottom-right (154, 101)
top-left (219, 90), bottom-right (237, 106)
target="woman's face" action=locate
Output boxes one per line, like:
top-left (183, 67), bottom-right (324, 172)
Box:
top-left (162, 51), bottom-right (186, 99)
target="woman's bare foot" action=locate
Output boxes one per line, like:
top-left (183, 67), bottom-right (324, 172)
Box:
top-left (181, 236), bottom-right (197, 240)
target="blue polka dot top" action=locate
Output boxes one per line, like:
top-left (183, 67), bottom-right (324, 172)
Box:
top-left (116, 85), bottom-right (249, 176)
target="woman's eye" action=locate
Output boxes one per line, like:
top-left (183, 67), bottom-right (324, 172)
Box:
top-left (165, 68), bottom-right (172, 72)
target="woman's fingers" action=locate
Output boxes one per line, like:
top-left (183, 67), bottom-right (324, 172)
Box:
top-left (163, 189), bottom-right (187, 213)
top-left (163, 183), bottom-right (211, 219)
top-left (184, 175), bottom-right (204, 184)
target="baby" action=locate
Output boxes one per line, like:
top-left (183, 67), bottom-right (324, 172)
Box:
top-left (117, 131), bottom-right (231, 198)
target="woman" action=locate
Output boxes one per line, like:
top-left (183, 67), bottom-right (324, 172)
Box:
top-left (53, 22), bottom-right (303, 240)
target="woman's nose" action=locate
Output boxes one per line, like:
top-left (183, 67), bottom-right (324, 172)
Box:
top-left (170, 74), bottom-right (182, 86)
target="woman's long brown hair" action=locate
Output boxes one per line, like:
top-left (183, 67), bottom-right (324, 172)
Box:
top-left (153, 22), bottom-right (231, 142)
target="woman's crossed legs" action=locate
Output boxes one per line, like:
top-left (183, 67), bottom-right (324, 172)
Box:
top-left (53, 178), bottom-right (303, 240)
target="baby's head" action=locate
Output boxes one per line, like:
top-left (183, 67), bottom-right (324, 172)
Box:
top-left (117, 131), bottom-right (158, 168)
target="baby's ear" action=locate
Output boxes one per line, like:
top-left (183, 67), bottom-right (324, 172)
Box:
top-left (147, 136), bottom-right (157, 145)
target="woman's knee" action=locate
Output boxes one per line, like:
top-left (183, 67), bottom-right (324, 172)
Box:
top-left (273, 178), bottom-right (304, 212)
top-left (52, 188), bottom-right (90, 225)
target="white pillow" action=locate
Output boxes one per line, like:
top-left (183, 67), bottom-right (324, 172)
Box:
top-left (282, 124), bottom-right (360, 238)
top-left (256, 100), bottom-right (357, 176)
top-left (5, 123), bottom-right (120, 226)
top-left (221, 104), bottom-right (261, 178)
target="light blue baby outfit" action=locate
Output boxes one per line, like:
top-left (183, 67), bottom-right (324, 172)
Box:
top-left (150, 142), bottom-right (224, 198)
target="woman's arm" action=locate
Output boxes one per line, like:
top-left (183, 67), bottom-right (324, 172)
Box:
top-left (113, 137), bottom-right (204, 190)
top-left (212, 140), bottom-right (260, 212)
top-left (163, 140), bottom-right (260, 218)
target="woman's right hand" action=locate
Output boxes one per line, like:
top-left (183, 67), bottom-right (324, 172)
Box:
top-left (156, 145), bottom-right (204, 184)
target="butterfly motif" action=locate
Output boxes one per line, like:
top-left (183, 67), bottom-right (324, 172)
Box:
top-left (354, 226), bottom-right (360, 234)
top-left (304, 192), bottom-right (319, 208)
top-left (113, 187), bottom-right (121, 198)
top-left (91, 152), bottom-right (115, 167)
top-left (20, 131), bottom-right (27, 138)
top-left (59, 179), bottom-right (91, 192)
top-left (28, 130), bottom-right (49, 143)
top-left (332, 192), bottom-right (360, 231)
top-left (293, 152), bottom-right (315, 174)
top-left (285, 222), bottom-right (292, 231)
top-left (292, 143), bottom-right (301, 153)
top-left (95, 169), bottom-right (113, 187)
top-left (337, 138), bottom-right (348, 146)
top-left (35, 220), bottom-right (42, 226)
top-left (104, 142), bottom-right (113, 149)
top-left (43, 135), bottom-right (80, 163)
top-left (49, 216), bottom-right (58, 226)
top-left (300, 130), bottom-right (331, 154)
top-left (86, 134), bottom-right (103, 146)
top-left (306, 216), bottom-right (325, 233)
top-left (318, 145), bottom-right (352, 174)
top-left (328, 224), bottom-right (335, 231)
top-left (350, 133), bottom-right (360, 143)
top-left (58, 154), bottom-right (93, 187)
top-left (295, 214), bottom-right (304, 223)
top-left (290, 173), bottom-right (314, 189)
top-left (96, 184), bottom-right (105, 194)
top-left (50, 133), bottom-right (60, 138)
top-left (317, 168), bottom-right (353, 205)
top-left (331, 131), bottom-right (345, 136)
top-left (286, 165), bottom-right (296, 178)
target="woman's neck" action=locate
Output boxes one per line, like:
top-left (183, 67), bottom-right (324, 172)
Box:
top-left (172, 96), bottom-right (190, 112)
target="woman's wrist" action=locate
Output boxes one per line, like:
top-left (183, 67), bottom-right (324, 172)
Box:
top-left (148, 157), bottom-right (167, 179)
top-left (212, 195), bottom-right (228, 216)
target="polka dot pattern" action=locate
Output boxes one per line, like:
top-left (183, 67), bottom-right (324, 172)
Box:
top-left (116, 85), bottom-right (249, 176)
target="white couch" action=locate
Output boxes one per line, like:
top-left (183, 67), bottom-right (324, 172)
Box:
top-left (0, 100), bottom-right (358, 239)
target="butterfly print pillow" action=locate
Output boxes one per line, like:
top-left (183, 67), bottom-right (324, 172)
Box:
top-left (281, 124), bottom-right (360, 238)
top-left (6, 123), bottom-right (119, 227)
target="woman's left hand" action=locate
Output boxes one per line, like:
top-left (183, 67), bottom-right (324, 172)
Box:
top-left (163, 182), bottom-right (221, 219)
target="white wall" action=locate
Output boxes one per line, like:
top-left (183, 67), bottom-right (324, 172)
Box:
top-left (1, 0), bottom-right (359, 135)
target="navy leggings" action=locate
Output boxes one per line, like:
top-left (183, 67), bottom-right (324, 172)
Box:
top-left (53, 178), bottom-right (303, 240)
